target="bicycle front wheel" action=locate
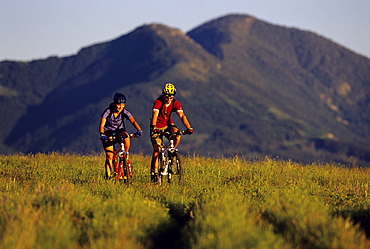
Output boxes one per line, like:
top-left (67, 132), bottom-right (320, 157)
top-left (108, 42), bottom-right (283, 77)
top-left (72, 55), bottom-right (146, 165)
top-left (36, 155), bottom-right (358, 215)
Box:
top-left (169, 152), bottom-right (182, 182)
top-left (159, 152), bottom-right (170, 185)
top-left (120, 156), bottom-right (130, 185)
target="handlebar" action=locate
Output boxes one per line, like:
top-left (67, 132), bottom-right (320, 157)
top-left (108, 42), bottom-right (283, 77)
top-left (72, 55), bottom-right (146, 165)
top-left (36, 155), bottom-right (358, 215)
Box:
top-left (107, 133), bottom-right (140, 141)
top-left (157, 130), bottom-right (191, 136)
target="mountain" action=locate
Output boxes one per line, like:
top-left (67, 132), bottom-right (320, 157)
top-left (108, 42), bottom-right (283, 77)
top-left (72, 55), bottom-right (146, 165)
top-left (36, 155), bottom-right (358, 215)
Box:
top-left (1, 14), bottom-right (370, 165)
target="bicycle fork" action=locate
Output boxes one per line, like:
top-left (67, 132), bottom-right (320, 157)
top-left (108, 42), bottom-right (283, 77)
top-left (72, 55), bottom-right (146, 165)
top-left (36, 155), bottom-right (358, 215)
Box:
top-left (160, 147), bottom-right (168, 175)
top-left (159, 140), bottom-right (178, 183)
top-left (114, 143), bottom-right (132, 180)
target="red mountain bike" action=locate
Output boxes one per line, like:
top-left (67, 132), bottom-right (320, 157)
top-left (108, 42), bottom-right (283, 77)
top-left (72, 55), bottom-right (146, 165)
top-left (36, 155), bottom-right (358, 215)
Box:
top-left (108, 133), bottom-right (139, 184)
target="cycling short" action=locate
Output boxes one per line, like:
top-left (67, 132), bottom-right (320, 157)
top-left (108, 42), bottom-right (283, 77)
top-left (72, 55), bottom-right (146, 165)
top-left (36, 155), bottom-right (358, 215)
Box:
top-left (102, 129), bottom-right (129, 149)
top-left (150, 125), bottom-right (178, 147)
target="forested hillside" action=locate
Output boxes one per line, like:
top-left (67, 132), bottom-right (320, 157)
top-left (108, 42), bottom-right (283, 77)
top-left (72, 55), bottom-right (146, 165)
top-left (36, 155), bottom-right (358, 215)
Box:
top-left (1, 14), bottom-right (370, 164)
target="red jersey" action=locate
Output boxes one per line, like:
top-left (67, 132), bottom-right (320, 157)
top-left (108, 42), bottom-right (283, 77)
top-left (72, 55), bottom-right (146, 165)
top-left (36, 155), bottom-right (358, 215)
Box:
top-left (153, 96), bottom-right (183, 128)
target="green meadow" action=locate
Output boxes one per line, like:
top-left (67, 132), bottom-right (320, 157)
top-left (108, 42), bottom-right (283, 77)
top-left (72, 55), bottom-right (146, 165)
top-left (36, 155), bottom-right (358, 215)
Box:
top-left (0, 153), bottom-right (369, 248)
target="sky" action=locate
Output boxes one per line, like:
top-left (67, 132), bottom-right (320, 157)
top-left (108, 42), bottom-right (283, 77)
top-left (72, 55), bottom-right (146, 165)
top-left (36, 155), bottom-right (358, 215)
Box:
top-left (1, 0), bottom-right (369, 62)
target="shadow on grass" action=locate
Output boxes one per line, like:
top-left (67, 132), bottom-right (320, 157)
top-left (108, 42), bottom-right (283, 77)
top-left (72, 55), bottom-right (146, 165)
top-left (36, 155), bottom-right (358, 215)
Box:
top-left (342, 209), bottom-right (370, 238)
top-left (148, 202), bottom-right (194, 249)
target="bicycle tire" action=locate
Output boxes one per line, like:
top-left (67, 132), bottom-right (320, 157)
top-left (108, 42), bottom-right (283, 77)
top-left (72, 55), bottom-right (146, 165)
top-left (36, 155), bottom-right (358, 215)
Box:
top-left (166, 154), bottom-right (171, 184)
top-left (168, 152), bottom-right (182, 182)
top-left (167, 152), bottom-right (173, 183)
top-left (119, 156), bottom-right (130, 185)
top-left (173, 152), bottom-right (184, 181)
top-left (158, 152), bottom-right (168, 185)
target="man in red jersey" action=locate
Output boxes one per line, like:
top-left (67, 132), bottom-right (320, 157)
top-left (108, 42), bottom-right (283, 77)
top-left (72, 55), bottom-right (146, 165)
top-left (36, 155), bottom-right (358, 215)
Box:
top-left (150, 82), bottom-right (193, 182)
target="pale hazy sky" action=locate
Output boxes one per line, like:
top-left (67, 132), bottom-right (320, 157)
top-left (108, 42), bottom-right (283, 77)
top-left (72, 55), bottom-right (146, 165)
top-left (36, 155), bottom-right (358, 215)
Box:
top-left (1, 0), bottom-right (369, 61)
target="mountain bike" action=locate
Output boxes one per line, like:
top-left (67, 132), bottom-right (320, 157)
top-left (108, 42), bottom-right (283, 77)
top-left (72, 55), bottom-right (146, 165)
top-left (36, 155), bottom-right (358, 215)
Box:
top-left (156, 130), bottom-right (189, 185)
top-left (108, 133), bottom-right (139, 184)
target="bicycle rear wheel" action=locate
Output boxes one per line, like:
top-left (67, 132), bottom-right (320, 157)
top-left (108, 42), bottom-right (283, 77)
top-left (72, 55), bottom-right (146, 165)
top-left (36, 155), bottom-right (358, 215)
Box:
top-left (168, 152), bottom-right (182, 182)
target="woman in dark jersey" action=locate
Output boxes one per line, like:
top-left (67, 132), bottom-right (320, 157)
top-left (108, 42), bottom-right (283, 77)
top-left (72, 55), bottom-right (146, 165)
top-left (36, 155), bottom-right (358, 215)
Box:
top-left (99, 92), bottom-right (142, 179)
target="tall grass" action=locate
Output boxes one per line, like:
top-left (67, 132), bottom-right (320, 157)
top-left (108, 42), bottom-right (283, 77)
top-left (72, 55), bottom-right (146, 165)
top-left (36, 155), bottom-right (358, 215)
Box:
top-left (0, 153), bottom-right (369, 248)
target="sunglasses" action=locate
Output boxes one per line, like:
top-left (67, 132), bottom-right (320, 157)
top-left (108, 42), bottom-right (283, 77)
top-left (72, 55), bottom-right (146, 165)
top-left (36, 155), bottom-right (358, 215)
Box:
top-left (165, 95), bottom-right (174, 99)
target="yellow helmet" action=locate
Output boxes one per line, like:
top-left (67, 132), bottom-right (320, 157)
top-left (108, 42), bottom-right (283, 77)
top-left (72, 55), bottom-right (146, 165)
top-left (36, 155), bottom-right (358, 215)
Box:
top-left (162, 82), bottom-right (176, 96)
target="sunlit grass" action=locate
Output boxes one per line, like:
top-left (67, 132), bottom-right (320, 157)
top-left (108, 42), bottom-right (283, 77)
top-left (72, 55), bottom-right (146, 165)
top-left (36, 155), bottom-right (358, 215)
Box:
top-left (0, 153), bottom-right (369, 248)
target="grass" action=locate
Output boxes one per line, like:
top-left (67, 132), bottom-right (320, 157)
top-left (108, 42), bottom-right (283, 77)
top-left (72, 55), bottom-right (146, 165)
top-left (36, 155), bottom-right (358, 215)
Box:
top-left (0, 153), bottom-right (369, 248)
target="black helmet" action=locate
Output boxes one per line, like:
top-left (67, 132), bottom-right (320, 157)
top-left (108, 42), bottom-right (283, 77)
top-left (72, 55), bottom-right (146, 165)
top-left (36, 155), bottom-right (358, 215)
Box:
top-left (113, 92), bottom-right (126, 104)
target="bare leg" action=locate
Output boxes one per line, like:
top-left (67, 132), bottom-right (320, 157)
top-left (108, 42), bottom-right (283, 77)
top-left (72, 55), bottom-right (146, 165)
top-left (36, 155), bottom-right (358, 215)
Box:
top-left (123, 137), bottom-right (131, 160)
top-left (123, 137), bottom-right (130, 151)
top-left (105, 146), bottom-right (114, 178)
top-left (170, 127), bottom-right (181, 148)
top-left (151, 144), bottom-right (160, 173)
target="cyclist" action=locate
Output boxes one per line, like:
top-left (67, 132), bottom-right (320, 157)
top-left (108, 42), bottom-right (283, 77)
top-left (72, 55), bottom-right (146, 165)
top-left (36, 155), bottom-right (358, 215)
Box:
top-left (99, 92), bottom-right (143, 179)
top-left (150, 82), bottom-right (194, 182)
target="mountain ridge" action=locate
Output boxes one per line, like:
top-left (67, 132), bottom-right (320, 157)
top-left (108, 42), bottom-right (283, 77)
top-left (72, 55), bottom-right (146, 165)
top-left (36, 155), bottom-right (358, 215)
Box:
top-left (1, 14), bottom-right (369, 164)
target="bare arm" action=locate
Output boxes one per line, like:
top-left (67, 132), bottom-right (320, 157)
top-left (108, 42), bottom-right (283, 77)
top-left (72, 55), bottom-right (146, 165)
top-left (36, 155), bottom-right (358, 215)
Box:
top-left (99, 117), bottom-right (106, 134)
top-left (176, 111), bottom-right (192, 129)
top-left (151, 109), bottom-right (159, 127)
top-left (128, 116), bottom-right (142, 131)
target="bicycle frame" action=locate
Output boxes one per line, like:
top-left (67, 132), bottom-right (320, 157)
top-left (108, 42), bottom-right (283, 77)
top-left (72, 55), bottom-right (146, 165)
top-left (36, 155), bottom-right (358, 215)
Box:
top-left (113, 143), bottom-right (131, 183)
top-left (157, 130), bottom-right (187, 184)
top-left (109, 133), bottom-right (136, 184)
